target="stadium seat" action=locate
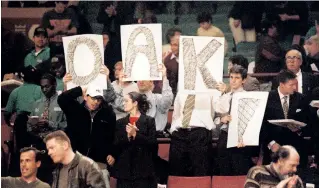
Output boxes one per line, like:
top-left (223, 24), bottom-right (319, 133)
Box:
top-left (212, 176), bottom-right (246, 188)
top-left (158, 143), bottom-right (170, 161)
top-left (167, 176), bottom-right (212, 188)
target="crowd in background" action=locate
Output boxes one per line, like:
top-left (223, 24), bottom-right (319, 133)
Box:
top-left (1, 1), bottom-right (319, 187)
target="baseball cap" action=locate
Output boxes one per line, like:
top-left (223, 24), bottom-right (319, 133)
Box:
top-left (86, 85), bottom-right (105, 100)
top-left (34, 27), bottom-right (48, 38)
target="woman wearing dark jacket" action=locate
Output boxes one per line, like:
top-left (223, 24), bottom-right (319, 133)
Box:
top-left (113, 91), bottom-right (157, 188)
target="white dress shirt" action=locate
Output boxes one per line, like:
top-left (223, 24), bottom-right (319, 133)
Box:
top-left (268, 88), bottom-right (290, 149)
top-left (170, 92), bottom-right (216, 133)
top-left (295, 69), bottom-right (303, 94)
top-left (277, 87), bottom-right (290, 110)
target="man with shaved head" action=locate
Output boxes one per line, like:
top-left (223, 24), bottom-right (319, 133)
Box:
top-left (244, 145), bottom-right (304, 188)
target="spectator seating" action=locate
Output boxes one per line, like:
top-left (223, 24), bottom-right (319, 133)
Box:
top-left (167, 176), bottom-right (212, 188)
top-left (211, 176), bottom-right (246, 188)
top-left (158, 142), bottom-right (170, 161)
top-left (235, 42), bottom-right (257, 56)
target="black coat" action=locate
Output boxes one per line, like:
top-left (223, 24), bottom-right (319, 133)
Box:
top-left (260, 90), bottom-right (309, 166)
top-left (112, 114), bottom-right (157, 180)
top-left (271, 71), bottom-right (319, 100)
top-left (57, 87), bottom-right (116, 163)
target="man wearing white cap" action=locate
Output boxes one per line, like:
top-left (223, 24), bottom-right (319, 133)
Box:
top-left (57, 82), bottom-right (116, 177)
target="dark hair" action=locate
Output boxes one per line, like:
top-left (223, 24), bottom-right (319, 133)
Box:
top-left (44, 130), bottom-right (71, 146)
top-left (261, 19), bottom-right (280, 34)
top-left (141, 15), bottom-right (157, 24)
top-left (229, 64), bottom-right (248, 79)
top-left (20, 65), bottom-right (41, 84)
top-left (277, 70), bottom-right (296, 84)
top-left (197, 12), bottom-right (212, 24)
top-left (166, 28), bottom-right (182, 43)
top-left (229, 55), bottom-right (249, 69)
top-left (41, 73), bottom-right (57, 86)
top-left (55, 1), bottom-right (68, 5)
top-left (20, 147), bottom-right (43, 162)
top-left (271, 146), bottom-right (291, 163)
top-left (128, 91), bottom-right (151, 114)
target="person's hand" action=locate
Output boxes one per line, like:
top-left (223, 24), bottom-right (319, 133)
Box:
top-left (279, 14), bottom-right (289, 21)
top-left (158, 64), bottom-right (167, 78)
top-left (162, 51), bottom-right (171, 61)
top-left (63, 73), bottom-right (72, 84)
top-left (100, 65), bottom-right (110, 79)
top-left (221, 114), bottom-right (231, 124)
top-left (106, 155), bottom-right (115, 166)
top-left (287, 124), bottom-right (300, 133)
top-left (270, 143), bottom-right (281, 153)
top-left (287, 175), bottom-right (299, 188)
top-left (233, 19), bottom-right (240, 28)
top-left (216, 82), bottom-right (227, 93)
top-left (126, 123), bottom-right (138, 138)
top-left (276, 177), bottom-right (293, 188)
top-left (237, 138), bottom-right (245, 148)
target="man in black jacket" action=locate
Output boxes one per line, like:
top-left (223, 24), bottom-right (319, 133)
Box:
top-left (45, 130), bottom-right (108, 188)
top-left (261, 70), bottom-right (310, 167)
top-left (57, 81), bottom-right (116, 170)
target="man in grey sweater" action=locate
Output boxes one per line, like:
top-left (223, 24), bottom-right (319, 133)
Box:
top-left (1, 147), bottom-right (50, 188)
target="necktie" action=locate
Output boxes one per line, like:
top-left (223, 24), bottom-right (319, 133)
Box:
top-left (42, 99), bottom-right (50, 120)
top-left (182, 95), bottom-right (196, 128)
top-left (283, 96), bottom-right (288, 119)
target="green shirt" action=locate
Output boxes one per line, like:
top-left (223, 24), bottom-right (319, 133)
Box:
top-left (305, 26), bottom-right (316, 39)
top-left (1, 177), bottom-right (50, 188)
top-left (56, 77), bottom-right (64, 93)
top-left (5, 83), bottom-right (42, 114)
top-left (24, 47), bottom-right (50, 67)
top-left (28, 93), bottom-right (67, 137)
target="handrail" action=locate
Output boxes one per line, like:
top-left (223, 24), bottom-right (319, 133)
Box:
top-left (223, 72), bottom-right (319, 78)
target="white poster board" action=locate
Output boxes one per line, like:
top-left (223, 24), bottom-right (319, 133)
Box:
top-left (227, 92), bottom-right (269, 148)
top-left (178, 36), bottom-right (224, 97)
top-left (63, 34), bottom-right (106, 90)
top-left (121, 24), bottom-right (162, 81)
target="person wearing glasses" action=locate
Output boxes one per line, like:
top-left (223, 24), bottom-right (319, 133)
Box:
top-left (272, 48), bottom-right (318, 99)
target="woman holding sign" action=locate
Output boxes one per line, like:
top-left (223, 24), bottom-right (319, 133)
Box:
top-left (113, 91), bottom-right (157, 188)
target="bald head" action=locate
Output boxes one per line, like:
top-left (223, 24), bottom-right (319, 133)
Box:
top-left (272, 145), bottom-right (300, 176)
top-left (285, 49), bottom-right (302, 73)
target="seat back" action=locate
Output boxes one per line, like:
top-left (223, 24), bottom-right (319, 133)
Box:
top-left (212, 176), bottom-right (246, 188)
top-left (110, 177), bottom-right (117, 188)
top-left (167, 176), bottom-right (212, 188)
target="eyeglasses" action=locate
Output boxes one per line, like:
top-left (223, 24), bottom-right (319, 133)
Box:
top-left (285, 56), bottom-right (301, 61)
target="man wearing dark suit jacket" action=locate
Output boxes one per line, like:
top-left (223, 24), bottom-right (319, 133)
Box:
top-left (261, 70), bottom-right (309, 167)
top-left (272, 49), bottom-right (318, 98)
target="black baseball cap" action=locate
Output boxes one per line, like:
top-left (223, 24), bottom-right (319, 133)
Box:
top-left (34, 27), bottom-right (48, 38)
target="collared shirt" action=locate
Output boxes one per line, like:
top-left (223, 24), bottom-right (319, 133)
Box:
top-left (214, 87), bottom-right (245, 131)
top-left (170, 92), bottom-right (216, 133)
top-left (24, 47), bottom-right (50, 67)
top-left (170, 53), bottom-right (179, 63)
top-left (295, 69), bottom-right (303, 94)
top-left (112, 78), bottom-right (173, 131)
top-left (277, 87), bottom-right (290, 110)
top-left (28, 93), bottom-right (67, 137)
top-left (111, 81), bottom-right (139, 120)
top-left (5, 83), bottom-right (43, 114)
top-left (56, 77), bottom-right (64, 94)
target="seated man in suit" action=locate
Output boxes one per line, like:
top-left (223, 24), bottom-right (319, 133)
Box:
top-left (272, 49), bottom-right (318, 99)
top-left (261, 70), bottom-right (310, 168)
top-left (217, 55), bottom-right (260, 93)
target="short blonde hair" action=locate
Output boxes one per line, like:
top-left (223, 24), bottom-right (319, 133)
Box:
top-left (309, 35), bottom-right (319, 46)
top-left (114, 61), bottom-right (123, 69)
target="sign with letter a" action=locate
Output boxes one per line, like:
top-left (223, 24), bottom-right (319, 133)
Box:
top-left (121, 24), bottom-right (162, 81)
